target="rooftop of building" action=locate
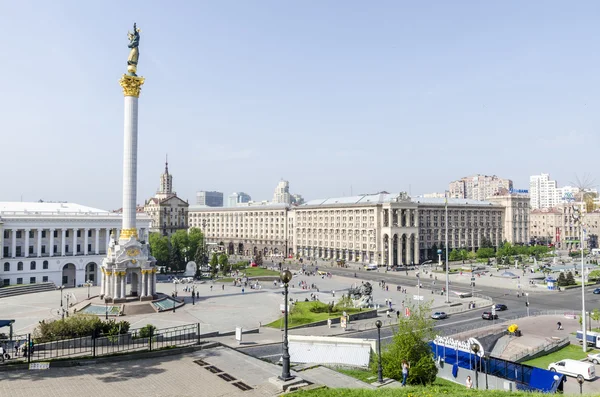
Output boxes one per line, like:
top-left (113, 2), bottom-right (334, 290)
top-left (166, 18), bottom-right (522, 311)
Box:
top-left (189, 202), bottom-right (290, 212)
top-left (301, 193), bottom-right (498, 207)
top-left (0, 201), bottom-right (112, 215)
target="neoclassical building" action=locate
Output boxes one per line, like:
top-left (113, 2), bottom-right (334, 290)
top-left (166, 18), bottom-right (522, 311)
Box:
top-left (0, 202), bottom-right (151, 288)
top-left (530, 204), bottom-right (600, 249)
top-left (188, 203), bottom-right (293, 257)
top-left (144, 159), bottom-right (189, 236)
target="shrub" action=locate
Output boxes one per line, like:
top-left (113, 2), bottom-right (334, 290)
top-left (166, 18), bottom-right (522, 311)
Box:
top-left (138, 324), bottom-right (157, 338)
top-left (33, 315), bottom-right (131, 343)
top-left (309, 301), bottom-right (331, 314)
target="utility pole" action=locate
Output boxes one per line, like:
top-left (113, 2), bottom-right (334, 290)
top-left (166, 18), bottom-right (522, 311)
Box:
top-left (445, 195), bottom-right (450, 303)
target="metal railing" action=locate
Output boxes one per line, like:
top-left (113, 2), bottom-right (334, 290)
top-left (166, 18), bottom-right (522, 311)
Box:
top-left (508, 336), bottom-right (569, 362)
top-left (0, 323), bottom-right (203, 364)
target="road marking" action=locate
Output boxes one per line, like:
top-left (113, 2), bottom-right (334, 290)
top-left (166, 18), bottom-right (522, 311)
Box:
top-left (260, 353), bottom-right (282, 358)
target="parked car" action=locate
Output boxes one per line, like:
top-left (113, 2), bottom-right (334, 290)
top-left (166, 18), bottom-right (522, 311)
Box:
top-left (431, 312), bottom-right (448, 320)
top-left (593, 288), bottom-right (600, 295)
top-left (587, 352), bottom-right (600, 364)
top-left (548, 359), bottom-right (596, 380)
top-left (494, 304), bottom-right (508, 311)
top-left (482, 311), bottom-right (498, 320)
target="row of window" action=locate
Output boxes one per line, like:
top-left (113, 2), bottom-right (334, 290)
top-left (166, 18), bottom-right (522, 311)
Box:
top-left (3, 260), bottom-right (49, 272)
top-left (2, 276), bottom-right (49, 286)
top-left (3, 244), bottom-right (96, 257)
top-left (3, 229), bottom-right (105, 239)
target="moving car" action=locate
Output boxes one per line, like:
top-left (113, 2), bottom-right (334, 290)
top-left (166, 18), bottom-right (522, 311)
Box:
top-left (431, 312), bottom-right (448, 320)
top-left (587, 352), bottom-right (600, 364)
top-left (364, 264), bottom-right (378, 271)
top-left (548, 359), bottom-right (596, 380)
top-left (482, 311), bottom-right (498, 320)
top-left (593, 288), bottom-right (600, 295)
top-left (494, 304), bottom-right (508, 311)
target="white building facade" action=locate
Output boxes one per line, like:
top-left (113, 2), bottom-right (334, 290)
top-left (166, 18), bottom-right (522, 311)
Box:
top-left (188, 203), bottom-right (293, 257)
top-left (0, 202), bottom-right (151, 288)
top-left (448, 175), bottom-right (512, 200)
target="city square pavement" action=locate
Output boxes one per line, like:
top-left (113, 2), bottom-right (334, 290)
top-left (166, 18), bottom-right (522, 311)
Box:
top-left (2, 272), bottom-right (482, 336)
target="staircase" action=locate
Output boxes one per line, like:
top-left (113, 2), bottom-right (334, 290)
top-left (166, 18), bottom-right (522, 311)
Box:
top-left (0, 282), bottom-right (57, 299)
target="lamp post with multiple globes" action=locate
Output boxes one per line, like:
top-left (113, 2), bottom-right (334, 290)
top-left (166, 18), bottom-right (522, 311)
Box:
top-left (279, 270), bottom-right (294, 381)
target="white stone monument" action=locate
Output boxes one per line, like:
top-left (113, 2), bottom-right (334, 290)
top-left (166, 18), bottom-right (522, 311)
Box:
top-left (100, 24), bottom-right (157, 303)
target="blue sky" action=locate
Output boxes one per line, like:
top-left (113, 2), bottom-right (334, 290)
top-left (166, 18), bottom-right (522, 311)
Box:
top-left (1, 1), bottom-right (599, 210)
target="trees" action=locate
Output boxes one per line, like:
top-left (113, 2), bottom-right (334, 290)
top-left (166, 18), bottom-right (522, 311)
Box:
top-left (254, 251), bottom-right (263, 267)
top-left (565, 271), bottom-right (576, 286)
top-left (480, 237), bottom-right (494, 249)
top-left (372, 303), bottom-right (437, 385)
top-left (218, 253), bottom-right (230, 275)
top-left (476, 247), bottom-right (495, 259)
top-left (557, 272), bottom-right (568, 287)
top-left (210, 253), bottom-right (219, 278)
top-left (148, 233), bottom-right (170, 267)
top-left (449, 249), bottom-right (460, 262)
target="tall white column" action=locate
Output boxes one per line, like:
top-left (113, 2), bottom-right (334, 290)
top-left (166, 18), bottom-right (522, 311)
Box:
top-left (101, 271), bottom-right (105, 296)
top-left (414, 236), bottom-right (420, 265)
top-left (84, 228), bottom-right (89, 255)
top-left (141, 272), bottom-right (147, 297)
top-left (105, 228), bottom-right (111, 251)
top-left (37, 228), bottom-right (42, 257)
top-left (11, 229), bottom-right (16, 258)
top-left (121, 273), bottom-right (126, 298)
top-left (49, 229), bottom-right (55, 257)
top-left (72, 228), bottom-right (77, 256)
top-left (122, 95), bottom-right (139, 235)
top-left (61, 229), bottom-right (66, 256)
top-left (94, 229), bottom-right (100, 254)
top-left (114, 274), bottom-right (119, 299)
top-left (24, 229), bottom-right (30, 258)
top-left (152, 272), bottom-right (157, 295)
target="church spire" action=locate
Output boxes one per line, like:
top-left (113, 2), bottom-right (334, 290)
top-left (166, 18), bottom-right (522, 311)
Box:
top-left (158, 155), bottom-right (173, 196)
top-left (165, 154), bottom-right (169, 175)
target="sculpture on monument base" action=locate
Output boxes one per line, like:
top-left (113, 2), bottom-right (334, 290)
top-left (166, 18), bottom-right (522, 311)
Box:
top-left (127, 23), bottom-right (141, 76)
top-left (347, 282), bottom-right (373, 308)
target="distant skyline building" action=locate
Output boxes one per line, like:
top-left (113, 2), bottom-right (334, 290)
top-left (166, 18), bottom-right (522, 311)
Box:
top-left (291, 193), bottom-right (305, 205)
top-left (228, 192), bottom-right (251, 207)
top-left (528, 173), bottom-right (594, 209)
top-left (448, 175), bottom-right (512, 200)
top-left (273, 180), bottom-right (292, 204)
top-left (196, 191), bottom-right (224, 207)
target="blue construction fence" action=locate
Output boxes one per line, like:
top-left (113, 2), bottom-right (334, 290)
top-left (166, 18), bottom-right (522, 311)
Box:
top-left (429, 341), bottom-right (565, 393)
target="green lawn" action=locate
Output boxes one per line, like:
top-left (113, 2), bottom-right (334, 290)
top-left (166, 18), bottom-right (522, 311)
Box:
top-left (264, 301), bottom-right (363, 329)
top-left (335, 368), bottom-right (377, 383)
top-left (293, 378), bottom-right (545, 397)
top-left (241, 267), bottom-right (281, 277)
top-left (521, 344), bottom-right (598, 369)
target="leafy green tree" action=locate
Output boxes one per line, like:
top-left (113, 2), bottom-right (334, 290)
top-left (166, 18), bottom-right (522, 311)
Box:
top-left (449, 249), bottom-right (460, 262)
top-left (148, 233), bottom-right (170, 267)
top-left (187, 227), bottom-right (204, 260)
top-left (218, 253), bottom-right (230, 275)
top-left (467, 251), bottom-right (477, 261)
top-left (372, 303), bottom-right (437, 385)
top-left (566, 271), bottom-right (576, 286)
top-left (480, 237), bottom-right (494, 249)
top-left (591, 308), bottom-right (600, 330)
top-left (210, 253), bottom-right (219, 278)
top-left (476, 247), bottom-right (495, 259)
top-left (588, 270), bottom-right (600, 281)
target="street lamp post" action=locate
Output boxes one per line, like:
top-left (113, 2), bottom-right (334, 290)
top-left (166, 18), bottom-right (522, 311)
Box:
top-left (60, 285), bottom-right (64, 308)
top-left (375, 320), bottom-right (383, 383)
top-left (573, 204), bottom-right (587, 352)
top-left (105, 299), bottom-right (108, 320)
top-left (445, 196), bottom-right (449, 303)
top-left (279, 269), bottom-right (294, 381)
top-left (471, 343), bottom-right (480, 389)
top-left (192, 284), bottom-right (195, 305)
top-left (484, 352), bottom-right (490, 390)
top-left (437, 249), bottom-right (442, 271)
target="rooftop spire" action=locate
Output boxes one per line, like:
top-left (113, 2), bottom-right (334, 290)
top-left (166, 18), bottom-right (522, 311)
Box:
top-left (165, 154), bottom-right (169, 174)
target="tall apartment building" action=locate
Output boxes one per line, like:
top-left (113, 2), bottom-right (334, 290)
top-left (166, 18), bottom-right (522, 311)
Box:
top-left (189, 193), bottom-right (529, 266)
top-left (196, 191), bottom-right (224, 207)
top-left (448, 175), bottom-right (512, 200)
top-left (273, 180), bottom-right (291, 204)
top-left (528, 173), bottom-right (593, 210)
top-left (144, 160), bottom-right (189, 236)
top-left (228, 192), bottom-right (251, 207)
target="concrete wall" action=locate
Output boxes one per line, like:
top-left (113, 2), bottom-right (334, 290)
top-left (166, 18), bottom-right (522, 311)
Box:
top-left (436, 359), bottom-right (517, 392)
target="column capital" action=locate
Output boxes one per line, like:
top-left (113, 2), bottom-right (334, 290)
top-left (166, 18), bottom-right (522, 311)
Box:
top-left (119, 74), bottom-right (145, 98)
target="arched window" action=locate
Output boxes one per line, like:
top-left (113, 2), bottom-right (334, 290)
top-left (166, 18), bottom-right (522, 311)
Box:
top-left (3, 262), bottom-right (9, 272)
top-left (30, 261), bottom-right (36, 270)
top-left (43, 260), bottom-right (49, 270)
top-left (17, 262), bottom-right (23, 271)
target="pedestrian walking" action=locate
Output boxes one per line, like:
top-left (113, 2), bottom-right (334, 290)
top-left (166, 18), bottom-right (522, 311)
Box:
top-left (222, 284), bottom-right (224, 291)
top-left (401, 360), bottom-right (409, 386)
top-left (557, 321), bottom-right (562, 330)
top-left (210, 285), bottom-right (213, 291)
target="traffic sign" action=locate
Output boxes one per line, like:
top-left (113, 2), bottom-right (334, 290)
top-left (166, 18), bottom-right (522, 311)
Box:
top-left (413, 295), bottom-right (424, 301)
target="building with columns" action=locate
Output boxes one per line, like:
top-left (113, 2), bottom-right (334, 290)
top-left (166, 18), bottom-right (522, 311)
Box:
top-left (530, 205), bottom-right (600, 250)
top-left (0, 202), bottom-right (150, 288)
top-left (486, 194), bottom-right (530, 245)
top-left (188, 203), bottom-right (293, 257)
top-left (144, 159), bottom-right (189, 236)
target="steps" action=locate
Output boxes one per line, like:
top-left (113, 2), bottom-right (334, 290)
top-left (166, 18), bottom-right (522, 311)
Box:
top-left (0, 282), bottom-right (57, 299)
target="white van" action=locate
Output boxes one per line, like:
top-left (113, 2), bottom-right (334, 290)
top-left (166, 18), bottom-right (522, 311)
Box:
top-left (364, 264), bottom-right (378, 271)
top-left (548, 359), bottom-right (596, 380)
